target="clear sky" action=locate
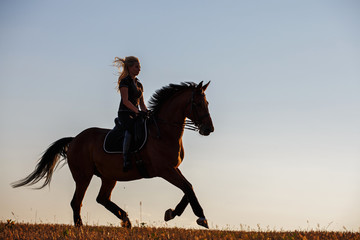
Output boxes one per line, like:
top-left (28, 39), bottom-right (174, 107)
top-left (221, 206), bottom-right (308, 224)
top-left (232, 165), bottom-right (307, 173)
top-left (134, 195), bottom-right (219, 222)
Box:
top-left (1, 0), bottom-right (359, 231)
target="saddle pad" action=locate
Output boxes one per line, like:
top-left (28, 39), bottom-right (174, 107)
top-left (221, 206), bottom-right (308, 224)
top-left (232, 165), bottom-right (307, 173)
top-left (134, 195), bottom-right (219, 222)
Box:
top-left (103, 118), bottom-right (148, 154)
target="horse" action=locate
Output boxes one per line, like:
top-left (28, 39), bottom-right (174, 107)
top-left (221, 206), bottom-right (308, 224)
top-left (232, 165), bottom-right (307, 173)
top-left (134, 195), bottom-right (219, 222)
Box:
top-left (12, 81), bottom-right (214, 229)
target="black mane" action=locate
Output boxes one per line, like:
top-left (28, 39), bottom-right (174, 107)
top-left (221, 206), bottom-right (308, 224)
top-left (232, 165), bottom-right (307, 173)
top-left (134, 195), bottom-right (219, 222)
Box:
top-left (148, 82), bottom-right (196, 114)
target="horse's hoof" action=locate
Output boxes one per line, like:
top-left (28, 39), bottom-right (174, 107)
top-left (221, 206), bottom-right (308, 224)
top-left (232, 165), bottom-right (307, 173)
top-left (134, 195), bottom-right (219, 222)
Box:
top-left (121, 217), bottom-right (132, 229)
top-left (74, 219), bottom-right (83, 227)
top-left (196, 218), bottom-right (209, 229)
top-left (164, 209), bottom-right (175, 221)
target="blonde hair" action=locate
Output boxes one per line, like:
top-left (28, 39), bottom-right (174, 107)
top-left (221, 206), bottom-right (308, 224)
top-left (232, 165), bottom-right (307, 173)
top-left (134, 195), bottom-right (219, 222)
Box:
top-left (113, 56), bottom-right (140, 90)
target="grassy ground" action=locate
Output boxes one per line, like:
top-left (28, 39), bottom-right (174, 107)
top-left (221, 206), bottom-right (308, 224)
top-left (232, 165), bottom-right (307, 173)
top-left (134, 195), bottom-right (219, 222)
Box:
top-left (1, 221), bottom-right (359, 240)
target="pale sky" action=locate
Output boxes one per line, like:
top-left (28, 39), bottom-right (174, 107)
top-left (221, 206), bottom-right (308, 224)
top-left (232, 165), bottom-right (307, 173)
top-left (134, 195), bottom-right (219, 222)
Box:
top-left (1, 0), bottom-right (359, 231)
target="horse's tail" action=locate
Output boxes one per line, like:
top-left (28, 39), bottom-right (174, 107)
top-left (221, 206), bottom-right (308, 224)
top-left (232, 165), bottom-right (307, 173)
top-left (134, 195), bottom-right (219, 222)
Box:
top-left (12, 137), bottom-right (74, 189)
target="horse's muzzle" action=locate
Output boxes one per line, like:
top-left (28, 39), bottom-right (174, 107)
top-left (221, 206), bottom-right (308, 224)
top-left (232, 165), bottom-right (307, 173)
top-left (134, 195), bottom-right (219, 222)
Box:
top-left (199, 124), bottom-right (214, 136)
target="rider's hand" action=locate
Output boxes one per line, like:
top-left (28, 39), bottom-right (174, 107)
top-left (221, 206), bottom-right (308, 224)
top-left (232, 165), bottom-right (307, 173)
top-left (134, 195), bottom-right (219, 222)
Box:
top-left (138, 111), bottom-right (148, 118)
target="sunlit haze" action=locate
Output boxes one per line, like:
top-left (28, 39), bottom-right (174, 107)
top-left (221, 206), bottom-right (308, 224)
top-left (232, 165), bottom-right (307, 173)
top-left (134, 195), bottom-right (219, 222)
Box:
top-left (1, 0), bottom-right (359, 231)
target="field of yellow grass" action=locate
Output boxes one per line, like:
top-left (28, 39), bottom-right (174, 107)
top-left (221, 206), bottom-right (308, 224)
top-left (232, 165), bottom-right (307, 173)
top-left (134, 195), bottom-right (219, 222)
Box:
top-left (1, 221), bottom-right (359, 240)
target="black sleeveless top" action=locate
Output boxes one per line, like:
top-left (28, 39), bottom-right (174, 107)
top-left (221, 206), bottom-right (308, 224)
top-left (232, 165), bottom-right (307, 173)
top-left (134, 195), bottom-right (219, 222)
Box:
top-left (118, 75), bottom-right (143, 113)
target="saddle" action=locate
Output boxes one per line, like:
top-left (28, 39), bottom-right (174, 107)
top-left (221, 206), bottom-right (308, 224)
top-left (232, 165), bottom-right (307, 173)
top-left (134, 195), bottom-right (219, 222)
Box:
top-left (103, 116), bottom-right (148, 154)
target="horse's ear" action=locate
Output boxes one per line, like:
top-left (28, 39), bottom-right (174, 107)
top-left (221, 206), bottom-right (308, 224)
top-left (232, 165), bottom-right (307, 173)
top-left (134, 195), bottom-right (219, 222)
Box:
top-left (197, 81), bottom-right (203, 90)
top-left (202, 81), bottom-right (210, 91)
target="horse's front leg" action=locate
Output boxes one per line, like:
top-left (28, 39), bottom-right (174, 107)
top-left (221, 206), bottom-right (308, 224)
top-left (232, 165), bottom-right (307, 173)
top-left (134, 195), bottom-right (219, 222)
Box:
top-left (164, 169), bottom-right (189, 221)
top-left (164, 193), bottom-right (188, 221)
top-left (161, 168), bottom-right (208, 228)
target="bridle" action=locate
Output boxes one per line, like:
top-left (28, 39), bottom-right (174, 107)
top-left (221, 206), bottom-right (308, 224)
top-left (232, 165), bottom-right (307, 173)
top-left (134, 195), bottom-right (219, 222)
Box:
top-left (188, 89), bottom-right (210, 129)
top-left (152, 88), bottom-right (210, 136)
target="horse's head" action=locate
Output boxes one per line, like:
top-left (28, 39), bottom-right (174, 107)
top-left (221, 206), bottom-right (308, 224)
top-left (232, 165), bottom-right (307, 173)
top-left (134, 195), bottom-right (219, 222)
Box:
top-left (187, 81), bottom-right (214, 136)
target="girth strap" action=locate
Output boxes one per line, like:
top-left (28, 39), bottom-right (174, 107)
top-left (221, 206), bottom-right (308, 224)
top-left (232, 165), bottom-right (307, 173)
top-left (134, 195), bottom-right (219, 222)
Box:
top-left (134, 153), bottom-right (150, 178)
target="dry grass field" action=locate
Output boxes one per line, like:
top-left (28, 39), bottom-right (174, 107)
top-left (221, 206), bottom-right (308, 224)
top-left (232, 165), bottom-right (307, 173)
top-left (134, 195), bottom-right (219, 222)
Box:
top-left (1, 221), bottom-right (359, 240)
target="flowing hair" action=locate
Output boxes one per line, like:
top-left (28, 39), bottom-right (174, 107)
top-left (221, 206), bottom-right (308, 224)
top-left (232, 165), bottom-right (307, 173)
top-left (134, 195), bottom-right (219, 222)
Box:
top-left (113, 56), bottom-right (140, 91)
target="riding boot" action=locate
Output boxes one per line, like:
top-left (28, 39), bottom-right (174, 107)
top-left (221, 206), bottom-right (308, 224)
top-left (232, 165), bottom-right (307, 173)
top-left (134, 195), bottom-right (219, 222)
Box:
top-left (122, 130), bottom-right (132, 172)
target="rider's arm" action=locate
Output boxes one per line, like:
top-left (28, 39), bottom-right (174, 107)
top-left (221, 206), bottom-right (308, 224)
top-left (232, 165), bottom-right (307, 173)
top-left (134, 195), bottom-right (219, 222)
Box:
top-left (139, 96), bottom-right (148, 112)
top-left (120, 87), bottom-right (140, 113)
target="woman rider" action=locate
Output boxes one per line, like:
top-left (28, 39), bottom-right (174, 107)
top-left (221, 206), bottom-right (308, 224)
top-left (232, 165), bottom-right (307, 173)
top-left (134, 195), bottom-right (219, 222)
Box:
top-left (114, 56), bottom-right (148, 172)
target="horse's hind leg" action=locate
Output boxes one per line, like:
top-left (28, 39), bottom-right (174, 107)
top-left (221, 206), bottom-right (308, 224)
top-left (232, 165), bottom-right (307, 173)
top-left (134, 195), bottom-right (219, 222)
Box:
top-left (70, 176), bottom-right (92, 227)
top-left (96, 178), bottom-right (131, 228)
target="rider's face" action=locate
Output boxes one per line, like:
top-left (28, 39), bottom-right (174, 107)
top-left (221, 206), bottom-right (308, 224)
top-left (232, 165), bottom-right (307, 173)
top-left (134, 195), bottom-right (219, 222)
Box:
top-left (129, 62), bottom-right (141, 78)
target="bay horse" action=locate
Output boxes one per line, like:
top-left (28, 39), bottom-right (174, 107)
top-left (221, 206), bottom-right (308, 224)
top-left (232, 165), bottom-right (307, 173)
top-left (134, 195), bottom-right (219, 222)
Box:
top-left (12, 81), bottom-right (214, 229)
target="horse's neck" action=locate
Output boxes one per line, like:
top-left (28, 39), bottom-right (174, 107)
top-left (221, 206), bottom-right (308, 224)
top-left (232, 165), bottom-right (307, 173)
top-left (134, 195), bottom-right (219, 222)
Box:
top-left (157, 90), bottom-right (190, 138)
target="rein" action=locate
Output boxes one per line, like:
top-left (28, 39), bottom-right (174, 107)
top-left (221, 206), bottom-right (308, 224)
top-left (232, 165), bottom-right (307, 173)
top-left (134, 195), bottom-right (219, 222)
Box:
top-left (155, 118), bottom-right (199, 131)
top-left (147, 114), bottom-right (198, 140)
